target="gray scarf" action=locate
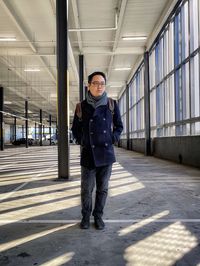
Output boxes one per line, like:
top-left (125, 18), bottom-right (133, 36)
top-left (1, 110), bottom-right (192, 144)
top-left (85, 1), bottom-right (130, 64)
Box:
top-left (86, 90), bottom-right (108, 109)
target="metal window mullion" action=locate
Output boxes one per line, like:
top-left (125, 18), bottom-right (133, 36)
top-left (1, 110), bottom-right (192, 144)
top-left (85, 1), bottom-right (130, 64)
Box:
top-left (198, 0), bottom-right (200, 122)
top-left (188, 0), bottom-right (192, 135)
top-left (0, 87), bottom-right (4, 151)
top-left (126, 85), bottom-right (130, 149)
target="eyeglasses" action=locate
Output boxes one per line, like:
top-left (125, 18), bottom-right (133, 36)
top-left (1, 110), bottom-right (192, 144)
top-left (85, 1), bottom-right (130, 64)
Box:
top-left (91, 81), bottom-right (106, 87)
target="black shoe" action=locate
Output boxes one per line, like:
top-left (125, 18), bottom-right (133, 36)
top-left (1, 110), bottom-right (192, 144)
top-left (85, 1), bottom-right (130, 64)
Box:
top-left (94, 217), bottom-right (105, 230)
top-left (80, 217), bottom-right (90, 229)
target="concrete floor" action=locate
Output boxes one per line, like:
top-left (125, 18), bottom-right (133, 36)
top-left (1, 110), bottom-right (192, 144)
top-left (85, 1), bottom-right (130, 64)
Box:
top-left (0, 145), bottom-right (200, 266)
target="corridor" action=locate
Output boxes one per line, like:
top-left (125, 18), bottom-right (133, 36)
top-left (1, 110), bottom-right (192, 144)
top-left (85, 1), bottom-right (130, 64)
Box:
top-left (0, 145), bottom-right (200, 265)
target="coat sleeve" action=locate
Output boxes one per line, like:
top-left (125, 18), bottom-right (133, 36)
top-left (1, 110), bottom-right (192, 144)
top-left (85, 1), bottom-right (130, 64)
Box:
top-left (112, 100), bottom-right (123, 144)
top-left (71, 104), bottom-right (82, 145)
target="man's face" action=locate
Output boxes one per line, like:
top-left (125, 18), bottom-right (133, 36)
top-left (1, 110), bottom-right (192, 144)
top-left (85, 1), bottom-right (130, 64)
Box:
top-left (88, 75), bottom-right (106, 97)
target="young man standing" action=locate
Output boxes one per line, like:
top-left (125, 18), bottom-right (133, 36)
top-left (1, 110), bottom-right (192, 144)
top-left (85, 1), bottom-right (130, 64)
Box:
top-left (72, 71), bottom-right (123, 230)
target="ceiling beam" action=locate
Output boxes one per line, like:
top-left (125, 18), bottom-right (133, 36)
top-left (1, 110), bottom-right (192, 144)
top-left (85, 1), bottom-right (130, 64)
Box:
top-left (49, 0), bottom-right (80, 92)
top-left (146, 0), bottom-right (176, 50)
top-left (0, 47), bottom-right (56, 56)
top-left (107, 0), bottom-right (128, 79)
top-left (81, 47), bottom-right (144, 55)
top-left (0, 0), bottom-right (36, 52)
top-left (70, 0), bottom-right (83, 53)
top-left (1, 0), bottom-right (56, 83)
top-left (126, 0), bottom-right (177, 87)
top-left (0, 46), bottom-right (144, 56)
top-left (70, 0), bottom-right (89, 82)
top-left (0, 80), bottom-right (76, 87)
top-left (0, 56), bottom-right (48, 104)
top-left (5, 86), bottom-right (48, 114)
top-left (49, 0), bottom-right (56, 16)
top-left (68, 40), bottom-right (79, 84)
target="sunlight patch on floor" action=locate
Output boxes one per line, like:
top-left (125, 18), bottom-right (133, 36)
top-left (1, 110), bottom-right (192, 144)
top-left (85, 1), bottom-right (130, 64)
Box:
top-left (124, 222), bottom-right (198, 266)
top-left (40, 252), bottom-right (75, 266)
top-left (118, 211), bottom-right (170, 236)
top-left (0, 224), bottom-right (75, 252)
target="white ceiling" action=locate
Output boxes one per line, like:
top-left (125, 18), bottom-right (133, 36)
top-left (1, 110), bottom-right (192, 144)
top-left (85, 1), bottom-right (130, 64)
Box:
top-left (0, 0), bottom-right (176, 126)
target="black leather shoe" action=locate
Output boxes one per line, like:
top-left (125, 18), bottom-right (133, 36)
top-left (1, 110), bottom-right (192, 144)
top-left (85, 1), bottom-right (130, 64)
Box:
top-left (80, 217), bottom-right (90, 229)
top-left (94, 217), bottom-right (105, 230)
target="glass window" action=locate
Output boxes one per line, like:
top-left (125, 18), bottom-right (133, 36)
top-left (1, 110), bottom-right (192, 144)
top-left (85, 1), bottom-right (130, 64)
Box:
top-left (182, 2), bottom-right (189, 60)
top-left (190, 0), bottom-right (199, 52)
top-left (127, 65), bottom-right (145, 138)
top-left (150, 0), bottom-right (200, 137)
top-left (190, 55), bottom-right (200, 118)
top-left (149, 50), bottom-right (156, 88)
top-left (169, 74), bottom-right (175, 123)
top-left (164, 79), bottom-right (170, 124)
top-left (174, 12), bottom-right (182, 67)
top-left (119, 92), bottom-right (127, 139)
top-left (130, 0), bottom-right (200, 139)
top-left (163, 30), bottom-right (169, 76)
top-left (169, 21), bottom-right (174, 72)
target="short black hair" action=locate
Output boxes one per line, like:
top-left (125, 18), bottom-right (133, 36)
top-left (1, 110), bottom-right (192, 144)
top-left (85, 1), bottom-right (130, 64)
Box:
top-left (88, 71), bottom-right (106, 84)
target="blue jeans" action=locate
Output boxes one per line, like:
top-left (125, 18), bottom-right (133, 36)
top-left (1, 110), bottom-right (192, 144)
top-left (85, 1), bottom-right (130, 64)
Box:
top-left (81, 165), bottom-right (112, 219)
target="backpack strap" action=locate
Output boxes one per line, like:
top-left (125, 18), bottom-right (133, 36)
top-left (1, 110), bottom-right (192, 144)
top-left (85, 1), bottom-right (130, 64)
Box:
top-left (76, 98), bottom-right (114, 121)
top-left (108, 97), bottom-right (115, 115)
top-left (75, 102), bottom-right (82, 121)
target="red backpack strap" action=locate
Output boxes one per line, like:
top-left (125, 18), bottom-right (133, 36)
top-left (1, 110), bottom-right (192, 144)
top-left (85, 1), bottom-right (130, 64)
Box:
top-left (75, 102), bottom-right (82, 121)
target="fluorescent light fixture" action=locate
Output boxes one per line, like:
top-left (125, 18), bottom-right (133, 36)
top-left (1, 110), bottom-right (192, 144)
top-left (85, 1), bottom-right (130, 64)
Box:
top-left (109, 85), bottom-right (122, 88)
top-left (122, 36), bottom-right (147, 41)
top-left (0, 37), bottom-right (16, 41)
top-left (50, 93), bottom-right (57, 98)
top-left (114, 67), bottom-right (131, 71)
top-left (24, 69), bottom-right (40, 72)
top-left (4, 101), bottom-right (12, 104)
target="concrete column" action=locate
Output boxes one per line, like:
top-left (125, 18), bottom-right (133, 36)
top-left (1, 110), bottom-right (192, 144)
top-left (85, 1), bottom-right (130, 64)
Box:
top-left (35, 122), bottom-right (37, 141)
top-left (39, 109), bottom-right (42, 146)
top-left (56, 0), bottom-right (69, 179)
top-left (144, 52), bottom-right (151, 155)
top-left (0, 87), bottom-right (4, 151)
top-left (55, 119), bottom-right (58, 140)
top-left (25, 100), bottom-right (28, 148)
top-left (79, 54), bottom-right (84, 101)
top-left (85, 86), bottom-right (88, 97)
top-left (14, 117), bottom-right (17, 141)
top-left (49, 114), bottom-right (52, 146)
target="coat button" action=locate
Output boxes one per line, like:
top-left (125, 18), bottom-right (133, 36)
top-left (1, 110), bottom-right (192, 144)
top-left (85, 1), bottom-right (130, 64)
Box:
top-left (105, 143), bottom-right (108, 147)
top-left (92, 145), bottom-right (95, 148)
top-left (103, 130), bottom-right (106, 133)
top-left (90, 119), bottom-right (93, 122)
top-left (90, 132), bottom-right (94, 135)
top-left (103, 118), bottom-right (106, 121)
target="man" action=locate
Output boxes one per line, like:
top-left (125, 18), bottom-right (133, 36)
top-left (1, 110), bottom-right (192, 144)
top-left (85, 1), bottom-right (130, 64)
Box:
top-left (72, 71), bottom-right (123, 230)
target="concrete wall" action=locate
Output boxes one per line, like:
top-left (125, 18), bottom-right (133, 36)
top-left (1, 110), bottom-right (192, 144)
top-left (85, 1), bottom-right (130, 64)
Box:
top-left (152, 136), bottom-right (200, 168)
top-left (119, 136), bottom-right (200, 168)
top-left (129, 139), bottom-right (145, 153)
top-left (119, 139), bottom-right (127, 149)
top-left (119, 138), bottom-right (145, 153)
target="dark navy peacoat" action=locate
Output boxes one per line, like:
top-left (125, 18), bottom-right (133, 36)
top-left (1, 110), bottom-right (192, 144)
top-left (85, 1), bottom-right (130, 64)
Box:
top-left (71, 99), bottom-right (123, 168)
